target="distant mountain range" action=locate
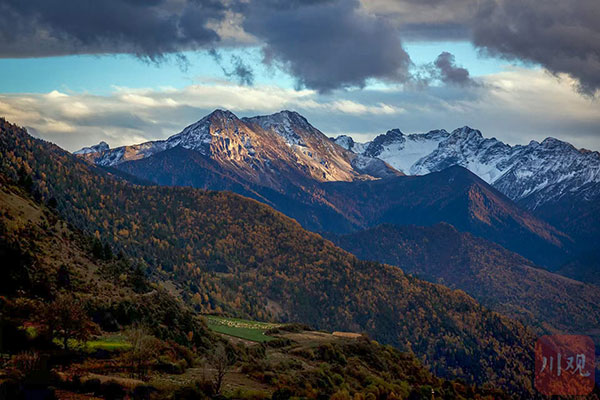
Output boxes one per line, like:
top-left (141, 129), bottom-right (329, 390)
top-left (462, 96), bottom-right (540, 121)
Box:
top-left (335, 126), bottom-right (600, 209)
top-left (76, 111), bottom-right (600, 216)
top-left (73, 110), bottom-right (599, 275)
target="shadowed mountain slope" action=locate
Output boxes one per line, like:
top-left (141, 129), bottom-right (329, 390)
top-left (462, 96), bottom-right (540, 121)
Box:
top-left (78, 111), bottom-right (571, 269)
top-left (328, 223), bottom-right (600, 342)
top-left (319, 166), bottom-right (571, 268)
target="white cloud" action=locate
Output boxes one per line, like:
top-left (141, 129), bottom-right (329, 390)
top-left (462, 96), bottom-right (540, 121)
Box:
top-left (0, 68), bottom-right (598, 153)
top-left (0, 82), bottom-right (404, 151)
top-left (317, 68), bottom-right (600, 150)
top-left (329, 100), bottom-right (402, 115)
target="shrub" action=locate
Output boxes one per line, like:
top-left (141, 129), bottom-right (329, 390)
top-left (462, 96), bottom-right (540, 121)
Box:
top-left (8, 351), bottom-right (41, 379)
top-left (271, 387), bottom-right (293, 400)
top-left (289, 347), bottom-right (314, 360)
top-left (82, 378), bottom-right (102, 394)
top-left (101, 380), bottom-right (126, 400)
top-left (317, 344), bottom-right (347, 365)
top-left (132, 385), bottom-right (158, 400)
top-left (265, 338), bottom-right (291, 348)
top-left (172, 381), bottom-right (213, 399)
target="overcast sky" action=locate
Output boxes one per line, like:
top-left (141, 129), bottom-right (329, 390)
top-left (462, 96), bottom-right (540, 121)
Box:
top-left (0, 0), bottom-right (598, 151)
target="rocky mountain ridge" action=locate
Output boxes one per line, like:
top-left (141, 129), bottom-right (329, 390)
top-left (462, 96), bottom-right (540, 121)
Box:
top-left (335, 126), bottom-right (600, 209)
top-left (79, 111), bottom-right (599, 213)
top-left (78, 110), bottom-right (399, 189)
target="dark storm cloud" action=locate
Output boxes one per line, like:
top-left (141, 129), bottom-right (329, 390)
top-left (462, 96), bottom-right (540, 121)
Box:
top-left (433, 52), bottom-right (478, 86)
top-left (238, 0), bottom-right (412, 92)
top-left (396, 23), bottom-right (470, 41)
top-left (408, 52), bottom-right (477, 88)
top-left (1, 0), bottom-right (598, 96)
top-left (367, 0), bottom-right (600, 95)
top-left (363, 0), bottom-right (476, 40)
top-left (0, 0), bottom-right (226, 59)
top-left (227, 56), bottom-right (255, 86)
top-left (471, 0), bottom-right (600, 95)
top-left (209, 49), bottom-right (255, 86)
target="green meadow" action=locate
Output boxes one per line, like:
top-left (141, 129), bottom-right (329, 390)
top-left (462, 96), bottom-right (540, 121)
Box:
top-left (204, 316), bottom-right (283, 343)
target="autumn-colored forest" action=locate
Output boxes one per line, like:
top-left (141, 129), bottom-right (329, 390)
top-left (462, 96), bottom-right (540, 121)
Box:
top-left (0, 119), bottom-right (538, 393)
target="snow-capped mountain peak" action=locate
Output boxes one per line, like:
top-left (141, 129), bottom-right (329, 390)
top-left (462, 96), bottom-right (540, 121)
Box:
top-left (339, 126), bottom-right (600, 207)
top-left (165, 114), bottom-right (214, 153)
top-left (383, 128), bottom-right (404, 139)
top-left (451, 126), bottom-right (483, 140)
top-left (74, 109), bottom-right (401, 186)
top-left (242, 110), bottom-right (314, 146)
top-left (358, 128), bottom-right (450, 174)
top-left (74, 141), bottom-right (109, 155)
top-left (333, 135), bottom-right (355, 150)
top-left (539, 137), bottom-right (575, 151)
top-left (333, 135), bottom-right (369, 154)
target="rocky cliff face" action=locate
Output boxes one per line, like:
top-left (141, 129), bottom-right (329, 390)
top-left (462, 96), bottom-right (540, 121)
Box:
top-left (336, 126), bottom-right (600, 209)
top-left (77, 110), bottom-right (399, 190)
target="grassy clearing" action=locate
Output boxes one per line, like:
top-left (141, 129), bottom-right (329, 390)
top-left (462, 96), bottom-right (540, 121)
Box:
top-left (204, 316), bottom-right (283, 343)
top-left (86, 334), bottom-right (131, 351)
top-left (50, 334), bottom-right (131, 352)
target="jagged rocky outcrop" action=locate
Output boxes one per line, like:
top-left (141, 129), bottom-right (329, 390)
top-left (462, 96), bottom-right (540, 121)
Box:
top-left (337, 126), bottom-right (600, 209)
top-left (73, 140), bottom-right (110, 155)
top-left (78, 110), bottom-right (399, 185)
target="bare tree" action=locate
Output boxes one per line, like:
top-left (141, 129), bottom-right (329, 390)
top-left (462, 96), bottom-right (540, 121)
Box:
top-left (124, 326), bottom-right (162, 379)
top-left (208, 344), bottom-right (234, 394)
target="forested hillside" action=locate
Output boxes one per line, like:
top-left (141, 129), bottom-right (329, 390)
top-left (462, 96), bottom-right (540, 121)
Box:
top-left (0, 119), bottom-right (538, 393)
top-left (328, 223), bottom-right (600, 340)
top-left (529, 183), bottom-right (600, 285)
top-left (89, 110), bottom-right (572, 270)
top-left (1, 178), bottom-right (518, 399)
top-left (0, 173), bottom-right (217, 349)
